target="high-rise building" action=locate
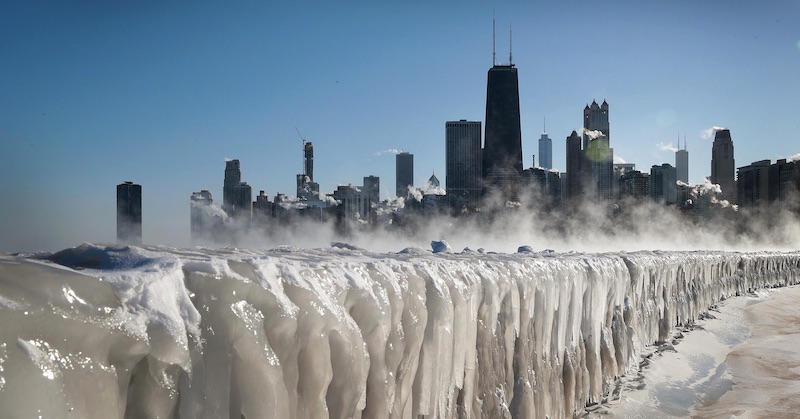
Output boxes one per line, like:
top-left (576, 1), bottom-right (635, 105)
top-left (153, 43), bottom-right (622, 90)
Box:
top-left (650, 163), bottom-right (678, 204)
top-left (565, 130), bottom-right (584, 199)
top-left (582, 100), bottom-right (614, 200)
top-left (223, 159), bottom-right (241, 214)
top-left (297, 142), bottom-right (320, 201)
top-left (446, 120), bottom-right (483, 210)
top-left (363, 176), bottom-right (380, 203)
top-left (769, 159), bottom-right (800, 203)
top-left (583, 101), bottom-right (610, 148)
top-left (676, 138), bottom-right (689, 184)
top-left (117, 181), bottom-right (142, 244)
top-left (190, 190), bottom-right (215, 242)
top-left (737, 160), bottom-right (770, 209)
top-left (396, 152), bottom-right (414, 198)
top-left (304, 142), bottom-right (314, 182)
top-left (711, 129), bottom-right (736, 204)
top-left (483, 63), bottom-right (523, 199)
top-left (231, 182), bottom-right (252, 220)
top-left (538, 130), bottom-right (552, 170)
top-left (619, 170), bottom-right (649, 200)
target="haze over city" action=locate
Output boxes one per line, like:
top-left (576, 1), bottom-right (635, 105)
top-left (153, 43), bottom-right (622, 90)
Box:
top-left (2, 1), bottom-right (799, 252)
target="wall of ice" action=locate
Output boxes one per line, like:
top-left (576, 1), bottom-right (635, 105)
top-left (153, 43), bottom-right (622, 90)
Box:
top-left (1, 244), bottom-right (799, 418)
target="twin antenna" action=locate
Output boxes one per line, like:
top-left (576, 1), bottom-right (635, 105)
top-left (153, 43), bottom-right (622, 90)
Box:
top-left (492, 14), bottom-right (513, 66)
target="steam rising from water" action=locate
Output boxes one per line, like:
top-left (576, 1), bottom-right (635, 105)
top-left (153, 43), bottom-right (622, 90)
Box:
top-left (195, 188), bottom-right (800, 253)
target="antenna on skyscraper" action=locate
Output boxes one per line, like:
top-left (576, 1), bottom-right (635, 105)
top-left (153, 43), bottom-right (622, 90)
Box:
top-left (492, 11), bottom-right (497, 66)
top-left (509, 23), bottom-right (513, 65)
top-left (543, 116), bottom-right (547, 134)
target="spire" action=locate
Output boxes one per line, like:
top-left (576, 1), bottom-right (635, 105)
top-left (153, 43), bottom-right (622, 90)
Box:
top-left (509, 23), bottom-right (513, 65)
top-left (543, 116), bottom-right (547, 134)
top-left (492, 12), bottom-right (496, 66)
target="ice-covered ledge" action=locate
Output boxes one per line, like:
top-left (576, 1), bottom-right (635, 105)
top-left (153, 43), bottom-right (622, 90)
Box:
top-left (1, 245), bottom-right (799, 418)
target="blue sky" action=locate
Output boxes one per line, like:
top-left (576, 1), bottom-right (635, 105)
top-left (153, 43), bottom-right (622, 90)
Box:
top-left (2, 1), bottom-right (799, 252)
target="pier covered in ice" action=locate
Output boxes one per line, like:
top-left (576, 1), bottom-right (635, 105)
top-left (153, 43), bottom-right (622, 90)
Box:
top-left (1, 244), bottom-right (799, 418)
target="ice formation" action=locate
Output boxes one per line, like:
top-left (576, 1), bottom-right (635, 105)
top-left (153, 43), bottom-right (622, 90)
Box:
top-left (1, 244), bottom-right (799, 418)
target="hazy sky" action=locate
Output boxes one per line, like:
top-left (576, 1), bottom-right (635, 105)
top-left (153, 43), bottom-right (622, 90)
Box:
top-left (2, 1), bottom-right (799, 252)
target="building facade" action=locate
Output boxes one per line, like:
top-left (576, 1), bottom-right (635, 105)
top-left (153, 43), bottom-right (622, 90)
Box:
top-left (483, 64), bottom-right (523, 199)
top-left (446, 120), bottom-right (483, 211)
top-left (223, 159), bottom-right (241, 214)
top-left (582, 100), bottom-right (614, 200)
top-left (538, 132), bottom-right (552, 169)
top-left (711, 129), bottom-right (736, 204)
top-left (650, 163), bottom-right (678, 204)
top-left (396, 152), bottom-right (414, 198)
top-left (675, 141), bottom-right (689, 184)
top-left (117, 181), bottom-right (142, 244)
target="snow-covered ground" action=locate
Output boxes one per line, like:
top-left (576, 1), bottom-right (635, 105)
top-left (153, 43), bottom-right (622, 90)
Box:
top-left (603, 285), bottom-right (800, 418)
top-left (1, 244), bottom-right (799, 418)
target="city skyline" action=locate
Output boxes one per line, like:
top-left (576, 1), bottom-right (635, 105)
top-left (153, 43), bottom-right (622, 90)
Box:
top-left (2, 2), bottom-right (800, 252)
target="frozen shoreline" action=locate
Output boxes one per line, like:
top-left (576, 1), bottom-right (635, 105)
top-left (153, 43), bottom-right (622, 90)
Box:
top-left (601, 285), bottom-right (800, 418)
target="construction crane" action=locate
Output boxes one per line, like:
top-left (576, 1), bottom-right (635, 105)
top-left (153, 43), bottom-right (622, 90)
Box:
top-left (295, 127), bottom-right (307, 176)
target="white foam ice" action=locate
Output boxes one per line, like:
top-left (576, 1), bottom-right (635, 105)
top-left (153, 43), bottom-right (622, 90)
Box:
top-left (0, 245), bottom-right (799, 418)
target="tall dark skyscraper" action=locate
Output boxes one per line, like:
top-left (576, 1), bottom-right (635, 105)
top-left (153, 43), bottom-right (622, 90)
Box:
top-left (297, 142), bottom-right (320, 201)
top-left (581, 100), bottom-right (614, 200)
top-left (565, 131), bottom-right (584, 199)
top-left (223, 159), bottom-right (241, 213)
top-left (446, 120), bottom-right (482, 210)
top-left (711, 129), bottom-right (736, 203)
top-left (482, 63), bottom-right (523, 199)
top-left (396, 152), bottom-right (414, 198)
top-left (304, 142), bottom-right (314, 182)
top-left (117, 181), bottom-right (142, 244)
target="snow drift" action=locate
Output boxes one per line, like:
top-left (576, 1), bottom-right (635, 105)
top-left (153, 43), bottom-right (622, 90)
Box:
top-left (1, 244), bottom-right (799, 418)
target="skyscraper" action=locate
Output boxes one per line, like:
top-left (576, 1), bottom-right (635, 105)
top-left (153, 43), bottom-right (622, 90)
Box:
top-left (483, 63), bottom-right (523, 199)
top-left (675, 137), bottom-right (689, 184)
top-left (117, 181), bottom-right (142, 244)
top-left (711, 129), bottom-right (736, 203)
top-left (231, 182), bottom-right (253, 220)
top-left (190, 190), bottom-right (214, 242)
top-left (538, 129), bottom-right (552, 170)
top-left (582, 100), bottom-right (614, 200)
top-left (446, 120), bottom-right (482, 210)
top-left (304, 142), bottom-right (314, 182)
top-left (650, 163), bottom-right (678, 204)
top-left (223, 159), bottom-right (241, 214)
top-left (565, 130), bottom-right (584, 199)
top-left (396, 152), bottom-right (414, 198)
top-left (297, 142), bottom-right (320, 201)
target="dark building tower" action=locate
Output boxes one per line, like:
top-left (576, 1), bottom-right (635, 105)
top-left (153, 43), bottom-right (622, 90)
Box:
top-left (296, 142), bottom-right (320, 201)
top-left (446, 120), bottom-right (483, 211)
top-left (231, 182), bottom-right (253, 220)
top-left (582, 100), bottom-right (614, 200)
top-left (304, 142), bottom-right (314, 182)
top-left (565, 130), bottom-right (584, 199)
top-left (396, 152), bottom-right (414, 198)
top-left (582, 100), bottom-right (610, 148)
top-left (223, 159), bottom-right (241, 214)
top-left (117, 181), bottom-right (142, 244)
top-left (483, 63), bottom-right (523, 199)
top-left (711, 129), bottom-right (736, 204)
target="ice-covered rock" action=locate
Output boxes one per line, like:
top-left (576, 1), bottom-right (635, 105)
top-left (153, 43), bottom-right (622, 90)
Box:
top-left (431, 240), bottom-right (450, 253)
